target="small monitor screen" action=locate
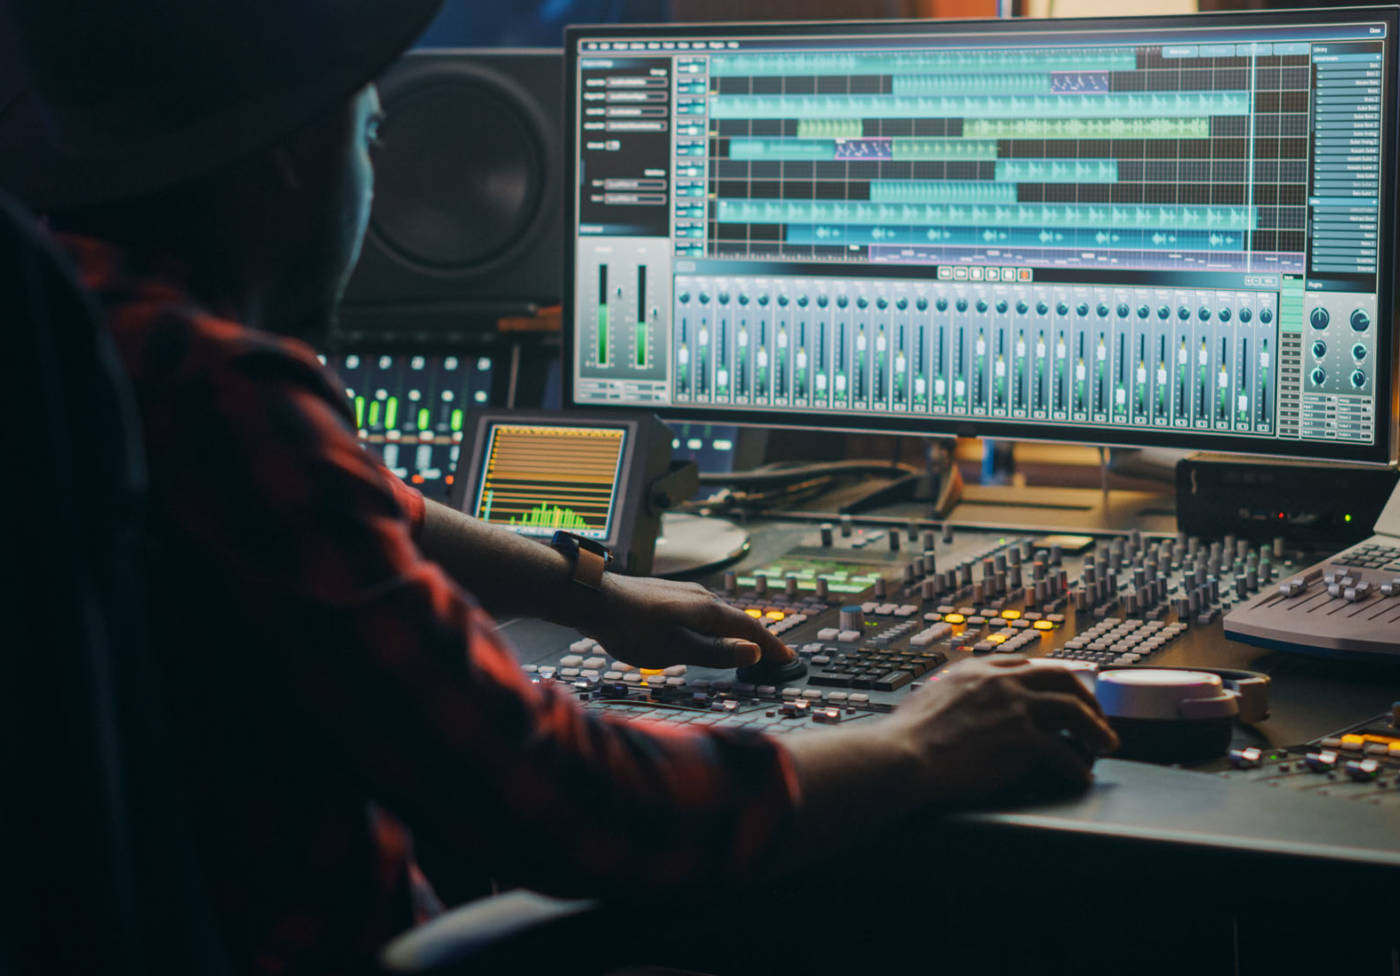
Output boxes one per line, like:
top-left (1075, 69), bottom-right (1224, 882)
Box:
top-left (564, 10), bottom-right (1398, 464)
top-left (471, 422), bottom-right (628, 540)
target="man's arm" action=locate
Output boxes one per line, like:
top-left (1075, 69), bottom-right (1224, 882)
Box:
top-left (420, 498), bottom-right (795, 669)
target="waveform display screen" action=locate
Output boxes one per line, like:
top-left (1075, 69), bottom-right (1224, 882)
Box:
top-left (329, 352), bottom-right (495, 502)
top-left (567, 12), bottom-right (1396, 463)
top-left (472, 423), bottom-right (628, 540)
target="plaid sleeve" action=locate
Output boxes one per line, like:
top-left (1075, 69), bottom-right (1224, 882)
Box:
top-left (160, 319), bottom-right (798, 897)
top-left (381, 465), bottom-right (426, 539)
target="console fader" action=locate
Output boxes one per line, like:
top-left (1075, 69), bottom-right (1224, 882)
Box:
top-left (513, 518), bottom-right (1314, 737)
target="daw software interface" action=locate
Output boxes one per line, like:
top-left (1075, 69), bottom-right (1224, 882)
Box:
top-left (565, 11), bottom-right (1397, 463)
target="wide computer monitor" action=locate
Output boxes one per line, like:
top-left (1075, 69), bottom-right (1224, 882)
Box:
top-left (563, 7), bottom-right (1399, 466)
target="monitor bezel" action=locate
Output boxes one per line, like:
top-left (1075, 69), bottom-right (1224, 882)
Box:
top-left (563, 7), bottom-right (1400, 467)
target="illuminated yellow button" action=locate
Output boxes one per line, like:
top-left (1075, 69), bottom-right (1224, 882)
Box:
top-left (640, 668), bottom-right (664, 676)
top-left (944, 613), bottom-right (966, 625)
top-left (1000, 610), bottom-right (1022, 620)
top-left (1390, 742), bottom-right (1400, 758)
top-left (1033, 620), bottom-right (1055, 631)
top-left (745, 608), bottom-right (763, 618)
top-left (1340, 734), bottom-right (1366, 751)
top-left (986, 633), bottom-right (1009, 645)
top-left (765, 611), bottom-right (786, 621)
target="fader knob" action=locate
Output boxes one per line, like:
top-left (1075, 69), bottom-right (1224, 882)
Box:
top-left (942, 523), bottom-right (955, 544)
top-left (753, 573), bottom-right (768, 597)
top-left (839, 606), bottom-right (865, 631)
top-left (723, 570), bottom-right (737, 593)
top-left (840, 515), bottom-right (853, 538)
top-left (815, 578), bottom-right (830, 600)
top-left (785, 574), bottom-right (800, 598)
top-left (873, 577), bottom-right (887, 599)
top-left (888, 531), bottom-right (901, 552)
top-left (820, 523), bottom-right (834, 547)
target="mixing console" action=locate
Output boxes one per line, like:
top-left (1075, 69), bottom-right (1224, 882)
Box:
top-left (512, 518), bottom-right (1326, 745)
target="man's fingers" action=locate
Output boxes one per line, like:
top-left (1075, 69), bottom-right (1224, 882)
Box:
top-left (1026, 692), bottom-right (1120, 754)
top-left (1016, 662), bottom-right (1106, 716)
top-left (673, 632), bottom-right (762, 669)
top-left (686, 597), bottom-right (795, 663)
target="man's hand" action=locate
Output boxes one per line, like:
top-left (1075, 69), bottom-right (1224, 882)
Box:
top-left (881, 656), bottom-right (1119, 804)
top-left (571, 574), bottom-right (797, 670)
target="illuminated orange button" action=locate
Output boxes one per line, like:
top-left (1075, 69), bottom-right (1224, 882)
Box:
top-left (1389, 742), bottom-right (1400, 757)
top-left (944, 613), bottom-right (966, 625)
top-left (745, 608), bottom-right (763, 618)
top-left (765, 611), bottom-right (786, 621)
top-left (1033, 620), bottom-right (1055, 631)
top-left (1000, 610), bottom-right (1022, 620)
top-left (1341, 734), bottom-right (1366, 751)
top-left (986, 634), bottom-right (1008, 645)
top-left (640, 668), bottom-right (664, 676)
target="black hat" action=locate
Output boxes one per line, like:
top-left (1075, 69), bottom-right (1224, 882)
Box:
top-left (0, 0), bottom-right (444, 210)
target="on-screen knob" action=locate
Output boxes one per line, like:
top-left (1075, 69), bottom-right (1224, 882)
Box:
top-left (996, 299), bottom-right (1009, 314)
top-left (976, 299), bottom-right (989, 313)
top-left (877, 297), bottom-right (889, 310)
top-left (1309, 307), bottom-right (1329, 329)
top-left (1311, 367), bottom-right (1326, 386)
top-left (1259, 307), bottom-right (1273, 324)
top-left (1198, 306), bottom-right (1211, 322)
top-left (836, 295), bottom-right (849, 309)
top-left (777, 294), bottom-right (788, 306)
top-left (936, 297), bottom-right (949, 312)
top-left (956, 298), bottom-right (969, 312)
top-left (737, 293), bottom-right (749, 306)
top-left (1352, 343), bottom-right (1367, 362)
top-left (855, 296), bottom-right (867, 309)
top-left (1056, 302), bottom-right (1070, 316)
top-left (1096, 303), bottom-right (1110, 318)
top-left (758, 294), bottom-right (769, 306)
top-left (897, 297), bottom-right (909, 310)
top-left (718, 292), bottom-right (730, 304)
top-left (1351, 369), bottom-right (1367, 389)
top-left (1312, 340), bottom-right (1326, 358)
top-left (1036, 301), bottom-right (1049, 315)
top-left (678, 291), bottom-right (691, 303)
top-left (916, 297), bottom-right (929, 311)
top-left (1077, 302), bottom-right (1090, 317)
top-left (1157, 305), bottom-right (1170, 320)
top-left (1351, 308), bottom-right (1371, 332)
top-left (1016, 300), bottom-right (1029, 315)
top-left (1178, 306), bottom-right (1191, 320)
top-left (1136, 305), bottom-right (1150, 319)
top-left (1218, 307), bottom-right (1231, 322)
top-left (817, 295), bottom-right (829, 308)
top-left (1238, 307), bottom-right (1252, 323)
top-left (797, 295), bottom-right (809, 307)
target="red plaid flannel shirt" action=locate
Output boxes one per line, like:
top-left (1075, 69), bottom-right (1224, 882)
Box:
top-left (62, 234), bottom-right (798, 976)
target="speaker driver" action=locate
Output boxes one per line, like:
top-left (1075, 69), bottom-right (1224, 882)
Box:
top-left (372, 63), bottom-right (546, 272)
top-left (341, 49), bottom-right (563, 331)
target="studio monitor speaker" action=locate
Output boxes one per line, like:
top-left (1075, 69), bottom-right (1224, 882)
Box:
top-left (342, 49), bottom-right (563, 333)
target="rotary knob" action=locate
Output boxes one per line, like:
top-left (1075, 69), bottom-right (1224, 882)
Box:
top-left (1312, 340), bottom-right (1326, 359)
top-left (1310, 367), bottom-right (1326, 387)
top-left (1352, 343), bottom-right (1367, 362)
top-left (1238, 307), bottom-right (1252, 323)
top-left (1351, 369), bottom-right (1367, 389)
top-left (1309, 307), bottom-right (1329, 330)
top-left (1351, 308), bottom-right (1371, 332)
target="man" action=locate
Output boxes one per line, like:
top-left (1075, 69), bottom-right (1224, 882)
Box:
top-left (1, 3), bottom-right (1116, 974)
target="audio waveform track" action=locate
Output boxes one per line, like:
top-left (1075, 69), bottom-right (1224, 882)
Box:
top-left (474, 424), bottom-right (627, 539)
top-left (704, 45), bottom-right (1310, 273)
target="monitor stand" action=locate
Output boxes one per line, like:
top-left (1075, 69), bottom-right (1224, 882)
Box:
top-left (651, 512), bottom-right (750, 577)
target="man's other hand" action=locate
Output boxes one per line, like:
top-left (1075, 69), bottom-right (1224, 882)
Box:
top-left (575, 574), bottom-right (797, 670)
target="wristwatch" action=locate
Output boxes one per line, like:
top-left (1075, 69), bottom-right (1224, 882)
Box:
top-left (549, 531), bottom-right (612, 590)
